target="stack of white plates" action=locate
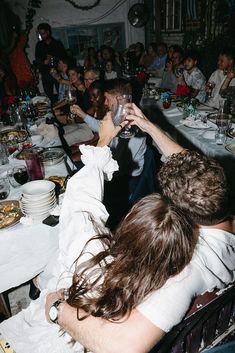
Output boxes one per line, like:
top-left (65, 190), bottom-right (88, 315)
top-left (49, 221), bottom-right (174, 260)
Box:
top-left (20, 180), bottom-right (56, 220)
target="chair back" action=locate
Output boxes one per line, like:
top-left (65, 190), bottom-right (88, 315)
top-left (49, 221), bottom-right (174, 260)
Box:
top-left (149, 283), bottom-right (235, 353)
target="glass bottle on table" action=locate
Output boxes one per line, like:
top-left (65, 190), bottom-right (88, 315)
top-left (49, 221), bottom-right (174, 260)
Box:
top-left (24, 148), bottom-right (45, 181)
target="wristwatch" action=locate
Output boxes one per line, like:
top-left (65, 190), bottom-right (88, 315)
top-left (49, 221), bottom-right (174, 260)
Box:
top-left (49, 299), bottom-right (64, 324)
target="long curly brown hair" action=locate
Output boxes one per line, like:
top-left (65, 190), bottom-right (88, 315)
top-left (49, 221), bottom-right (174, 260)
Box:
top-left (67, 194), bottom-right (198, 321)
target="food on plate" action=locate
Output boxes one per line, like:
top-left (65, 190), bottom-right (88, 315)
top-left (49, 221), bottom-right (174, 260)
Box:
top-left (0, 130), bottom-right (28, 143)
top-left (47, 176), bottom-right (69, 194)
top-left (0, 201), bottom-right (22, 229)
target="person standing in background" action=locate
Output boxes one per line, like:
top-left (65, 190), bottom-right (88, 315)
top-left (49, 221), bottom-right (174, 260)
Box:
top-left (35, 23), bottom-right (66, 103)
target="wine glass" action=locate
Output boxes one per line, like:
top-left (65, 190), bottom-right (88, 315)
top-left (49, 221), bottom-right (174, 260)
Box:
top-left (116, 94), bottom-right (135, 139)
top-left (206, 81), bottom-right (215, 98)
top-left (8, 166), bottom-right (29, 188)
top-left (0, 178), bottom-right (10, 199)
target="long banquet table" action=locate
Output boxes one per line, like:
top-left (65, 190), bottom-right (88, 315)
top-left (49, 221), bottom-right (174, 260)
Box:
top-left (142, 98), bottom-right (235, 205)
top-left (0, 122), bottom-right (93, 293)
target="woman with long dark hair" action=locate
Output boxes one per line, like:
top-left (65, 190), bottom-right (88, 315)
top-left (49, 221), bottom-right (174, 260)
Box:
top-left (0, 113), bottom-right (198, 353)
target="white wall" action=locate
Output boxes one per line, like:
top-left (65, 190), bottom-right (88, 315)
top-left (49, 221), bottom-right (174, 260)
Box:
top-left (7, 0), bottom-right (145, 62)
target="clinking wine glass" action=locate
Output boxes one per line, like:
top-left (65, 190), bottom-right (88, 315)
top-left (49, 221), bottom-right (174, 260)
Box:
top-left (116, 94), bottom-right (136, 139)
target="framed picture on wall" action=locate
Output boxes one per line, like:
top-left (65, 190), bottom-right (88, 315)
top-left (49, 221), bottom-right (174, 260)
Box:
top-left (53, 22), bottom-right (126, 63)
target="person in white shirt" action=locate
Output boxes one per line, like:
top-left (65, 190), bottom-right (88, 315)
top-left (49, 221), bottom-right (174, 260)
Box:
top-left (0, 109), bottom-right (234, 353)
top-left (104, 60), bottom-right (118, 80)
top-left (177, 49), bottom-right (207, 102)
top-left (207, 49), bottom-right (235, 108)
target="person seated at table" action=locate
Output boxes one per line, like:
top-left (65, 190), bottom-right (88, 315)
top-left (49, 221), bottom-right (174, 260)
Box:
top-left (83, 68), bottom-right (101, 110)
top-left (104, 60), bottom-right (118, 80)
top-left (161, 46), bottom-right (184, 92)
top-left (84, 46), bottom-right (97, 70)
top-left (87, 80), bottom-right (108, 120)
top-left (207, 49), bottom-right (235, 108)
top-left (139, 42), bottom-right (158, 69)
top-left (53, 66), bottom-right (86, 124)
top-left (147, 42), bottom-right (168, 78)
top-left (50, 56), bottom-right (72, 102)
top-left (71, 78), bottom-right (147, 229)
top-left (176, 49), bottom-right (206, 103)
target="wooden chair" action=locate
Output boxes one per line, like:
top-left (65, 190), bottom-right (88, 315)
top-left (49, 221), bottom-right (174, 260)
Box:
top-left (149, 283), bottom-right (235, 353)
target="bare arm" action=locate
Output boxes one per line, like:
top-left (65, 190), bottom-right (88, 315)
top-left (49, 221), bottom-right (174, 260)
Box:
top-left (45, 292), bottom-right (164, 353)
top-left (220, 68), bottom-right (235, 91)
top-left (126, 104), bottom-right (184, 157)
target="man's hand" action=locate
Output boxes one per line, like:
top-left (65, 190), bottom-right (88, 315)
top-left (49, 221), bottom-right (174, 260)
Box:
top-left (70, 104), bottom-right (86, 119)
top-left (97, 112), bottom-right (125, 147)
top-left (45, 290), bottom-right (65, 323)
top-left (125, 103), bottom-right (151, 133)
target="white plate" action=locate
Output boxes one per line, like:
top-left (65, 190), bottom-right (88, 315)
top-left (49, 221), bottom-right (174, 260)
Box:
top-left (181, 119), bottom-right (212, 129)
top-left (225, 143), bottom-right (235, 154)
top-left (21, 191), bottom-right (55, 202)
top-left (21, 200), bottom-right (56, 211)
top-left (22, 180), bottom-right (55, 197)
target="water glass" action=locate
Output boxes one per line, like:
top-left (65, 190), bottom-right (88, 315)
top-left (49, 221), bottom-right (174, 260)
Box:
top-left (24, 149), bottom-right (45, 181)
top-left (215, 128), bottom-right (227, 145)
top-left (0, 143), bottom-right (9, 165)
top-left (0, 178), bottom-right (10, 200)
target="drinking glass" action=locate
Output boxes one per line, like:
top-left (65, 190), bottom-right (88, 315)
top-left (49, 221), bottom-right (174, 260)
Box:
top-left (216, 114), bottom-right (231, 131)
top-left (0, 178), bottom-right (10, 200)
top-left (116, 94), bottom-right (135, 139)
top-left (206, 81), bottom-right (215, 98)
top-left (24, 149), bottom-right (45, 181)
top-left (215, 128), bottom-right (227, 145)
top-left (8, 166), bottom-right (29, 187)
top-left (163, 97), bottom-right (172, 109)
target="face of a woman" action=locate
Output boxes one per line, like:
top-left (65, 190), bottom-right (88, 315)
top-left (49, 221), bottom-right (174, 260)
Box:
top-left (58, 60), bottom-right (68, 73)
top-left (68, 70), bottom-right (80, 84)
top-left (90, 88), bottom-right (104, 106)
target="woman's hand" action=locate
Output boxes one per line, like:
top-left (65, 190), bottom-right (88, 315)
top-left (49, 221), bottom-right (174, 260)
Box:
top-left (97, 111), bottom-right (126, 147)
top-left (70, 104), bottom-right (86, 119)
top-left (45, 289), bottom-right (65, 323)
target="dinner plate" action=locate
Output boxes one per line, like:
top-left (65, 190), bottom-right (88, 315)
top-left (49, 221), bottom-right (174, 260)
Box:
top-left (225, 143), bottom-right (235, 154)
top-left (0, 200), bottom-right (22, 230)
top-left (22, 180), bottom-right (55, 197)
top-left (181, 119), bottom-right (212, 129)
top-left (42, 148), bottom-right (64, 166)
top-left (0, 129), bottom-right (28, 143)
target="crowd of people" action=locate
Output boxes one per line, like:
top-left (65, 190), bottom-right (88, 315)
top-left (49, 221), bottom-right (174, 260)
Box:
top-left (0, 21), bottom-right (235, 353)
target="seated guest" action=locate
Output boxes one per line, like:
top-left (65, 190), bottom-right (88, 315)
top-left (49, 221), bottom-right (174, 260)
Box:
top-left (147, 42), bottom-right (168, 77)
top-left (207, 49), bottom-right (235, 108)
top-left (87, 80), bottom-right (108, 120)
top-left (140, 42), bottom-right (158, 69)
top-left (104, 60), bottom-right (118, 80)
top-left (0, 111), bottom-right (234, 353)
top-left (68, 66), bottom-right (85, 104)
top-left (161, 46), bottom-right (184, 92)
top-left (71, 78), bottom-right (147, 228)
top-left (176, 50), bottom-right (206, 102)
top-left (83, 68), bottom-right (101, 110)
top-left (84, 46), bottom-right (97, 70)
top-left (51, 56), bottom-right (71, 101)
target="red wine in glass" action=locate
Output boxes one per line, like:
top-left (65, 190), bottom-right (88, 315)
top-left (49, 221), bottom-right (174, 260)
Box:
top-left (13, 170), bottom-right (29, 185)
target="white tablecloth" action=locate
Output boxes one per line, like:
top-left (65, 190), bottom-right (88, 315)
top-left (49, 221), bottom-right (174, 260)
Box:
top-left (0, 122), bottom-right (93, 293)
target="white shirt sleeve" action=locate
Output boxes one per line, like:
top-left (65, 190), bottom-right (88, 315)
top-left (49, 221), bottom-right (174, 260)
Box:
top-left (38, 145), bottom-right (119, 290)
top-left (137, 264), bottom-right (204, 332)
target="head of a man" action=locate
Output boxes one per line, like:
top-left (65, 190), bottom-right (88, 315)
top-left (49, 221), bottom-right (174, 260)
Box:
top-left (158, 150), bottom-right (230, 226)
top-left (157, 43), bottom-right (167, 58)
top-left (172, 48), bottom-right (184, 69)
top-left (37, 23), bottom-right (51, 42)
top-left (184, 50), bottom-right (199, 72)
top-left (217, 50), bottom-right (234, 71)
top-left (104, 78), bottom-right (132, 110)
top-left (84, 69), bottom-right (100, 89)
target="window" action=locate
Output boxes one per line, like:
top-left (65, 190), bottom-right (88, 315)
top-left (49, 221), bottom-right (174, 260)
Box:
top-left (52, 23), bottom-right (126, 62)
top-left (161, 0), bottom-right (182, 31)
